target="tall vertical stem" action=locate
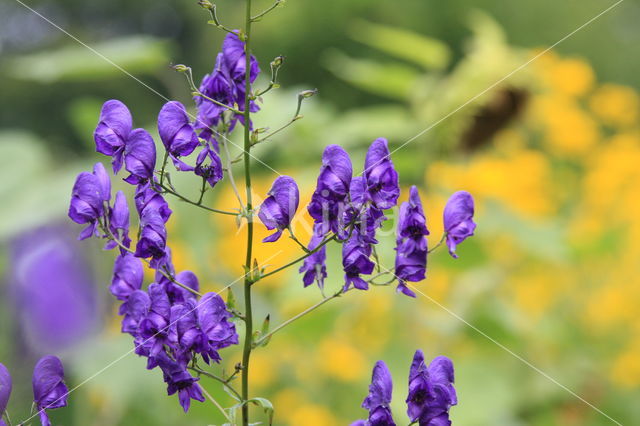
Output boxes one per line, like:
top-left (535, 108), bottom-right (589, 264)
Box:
top-left (241, 0), bottom-right (254, 424)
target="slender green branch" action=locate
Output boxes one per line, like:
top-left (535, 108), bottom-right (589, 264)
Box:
top-left (251, 0), bottom-right (284, 21)
top-left (159, 151), bottom-right (169, 187)
top-left (240, 1), bottom-right (255, 424)
top-left (254, 288), bottom-right (349, 346)
top-left (287, 227), bottom-right (310, 253)
top-left (200, 383), bottom-right (234, 423)
top-left (189, 366), bottom-right (243, 402)
top-left (206, 3), bottom-right (238, 35)
top-left (220, 138), bottom-right (245, 209)
top-left (155, 181), bottom-right (237, 216)
top-left (197, 176), bottom-right (207, 204)
top-left (428, 232), bottom-right (447, 254)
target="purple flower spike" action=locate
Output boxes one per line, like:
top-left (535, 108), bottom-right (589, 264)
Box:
top-left (364, 138), bottom-right (399, 210)
top-left (406, 351), bottom-right (457, 425)
top-left (158, 101), bottom-right (200, 171)
top-left (94, 100), bottom-right (133, 173)
top-left (32, 356), bottom-right (68, 426)
top-left (299, 226), bottom-right (327, 289)
top-left (0, 363), bottom-right (11, 422)
top-left (68, 162), bottom-right (111, 240)
top-left (124, 129), bottom-right (156, 185)
top-left (342, 234), bottom-right (375, 291)
top-left (110, 253), bottom-right (143, 301)
top-left (135, 209), bottom-right (168, 267)
top-left (196, 293), bottom-right (239, 362)
top-left (221, 32), bottom-right (260, 84)
top-left (353, 361), bottom-right (396, 426)
top-left (258, 176), bottom-right (300, 242)
top-left (135, 181), bottom-right (172, 223)
top-left (443, 191), bottom-right (476, 258)
top-left (395, 186), bottom-right (429, 297)
top-left (308, 145), bottom-right (353, 235)
top-left (120, 289), bottom-right (151, 334)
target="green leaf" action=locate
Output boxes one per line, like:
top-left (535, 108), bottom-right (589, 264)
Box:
top-left (226, 288), bottom-right (237, 311)
top-left (348, 20), bottom-right (451, 70)
top-left (248, 397), bottom-right (274, 425)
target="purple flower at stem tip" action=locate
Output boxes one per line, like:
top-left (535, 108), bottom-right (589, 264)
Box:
top-left (68, 162), bottom-right (111, 240)
top-left (299, 225), bottom-right (327, 289)
top-left (352, 360), bottom-right (396, 426)
top-left (94, 100), bottom-right (132, 173)
top-left (364, 138), bottom-right (399, 210)
top-left (258, 176), bottom-right (299, 242)
top-left (158, 101), bottom-right (200, 171)
top-left (124, 128), bottom-right (156, 185)
top-left (32, 355), bottom-right (68, 426)
top-left (443, 191), bottom-right (476, 258)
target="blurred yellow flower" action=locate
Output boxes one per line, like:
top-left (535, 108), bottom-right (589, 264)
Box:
top-left (317, 337), bottom-right (367, 382)
top-left (589, 84), bottom-right (639, 127)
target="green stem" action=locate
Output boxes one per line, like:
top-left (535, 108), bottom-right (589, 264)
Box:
top-left (241, 0), bottom-right (254, 424)
top-left (287, 227), bottom-right (310, 253)
top-left (197, 177), bottom-right (207, 204)
top-left (428, 232), bottom-right (447, 254)
top-left (189, 367), bottom-right (243, 401)
top-left (156, 182), bottom-right (237, 216)
top-left (251, 0), bottom-right (282, 21)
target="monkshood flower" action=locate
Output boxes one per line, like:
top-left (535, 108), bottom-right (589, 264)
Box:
top-left (343, 176), bottom-right (385, 244)
top-left (105, 190), bottom-right (131, 252)
top-left (395, 186), bottom-right (429, 298)
top-left (352, 361), bottom-right (396, 426)
top-left (406, 351), bottom-right (457, 425)
top-left (68, 162), bottom-right (111, 240)
top-left (308, 145), bottom-right (353, 235)
top-left (135, 209), bottom-right (168, 268)
top-left (158, 101), bottom-right (200, 171)
top-left (163, 270), bottom-right (200, 304)
top-left (120, 290), bottom-right (151, 334)
top-left (299, 226), bottom-right (327, 289)
top-left (137, 283), bottom-right (172, 361)
top-left (194, 141), bottom-right (223, 188)
top-left (342, 234), bottom-right (375, 291)
top-left (258, 176), bottom-right (299, 242)
top-left (135, 181), bottom-right (172, 223)
top-left (110, 253), bottom-right (143, 301)
top-left (123, 128), bottom-right (156, 185)
top-left (443, 191), bottom-right (476, 258)
top-left (0, 363), bottom-right (11, 426)
top-left (32, 355), bottom-right (68, 426)
top-left (94, 99), bottom-right (132, 173)
top-left (196, 292), bottom-right (239, 362)
top-left (364, 138), bottom-right (399, 210)
top-left (156, 352), bottom-right (204, 412)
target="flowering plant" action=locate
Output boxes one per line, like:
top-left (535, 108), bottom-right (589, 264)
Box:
top-left (2, 1), bottom-right (474, 426)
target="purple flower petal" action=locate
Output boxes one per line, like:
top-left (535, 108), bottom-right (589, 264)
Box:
top-left (94, 100), bottom-right (133, 173)
top-left (443, 191), bottom-right (476, 258)
top-left (0, 363), bottom-right (11, 417)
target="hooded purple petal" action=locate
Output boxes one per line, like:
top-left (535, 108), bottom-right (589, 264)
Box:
top-left (0, 363), bottom-right (11, 418)
top-left (360, 361), bottom-right (396, 426)
top-left (94, 100), bottom-right (132, 173)
top-left (342, 233), bottom-right (375, 291)
top-left (443, 191), bottom-right (476, 258)
top-left (158, 101), bottom-right (200, 161)
top-left (110, 253), bottom-right (143, 301)
top-left (299, 227), bottom-right (327, 289)
top-left (258, 176), bottom-right (299, 242)
top-left (124, 129), bottom-right (156, 185)
top-left (406, 351), bottom-right (457, 425)
top-left (364, 138), bottom-right (399, 210)
top-left (135, 181), bottom-right (172, 223)
top-left (32, 355), bottom-right (68, 425)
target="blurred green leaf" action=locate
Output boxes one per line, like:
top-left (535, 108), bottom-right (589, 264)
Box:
top-left (4, 36), bottom-right (172, 83)
top-left (348, 19), bottom-right (451, 70)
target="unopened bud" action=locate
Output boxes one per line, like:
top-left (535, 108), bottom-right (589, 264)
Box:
top-left (171, 64), bottom-right (190, 73)
top-left (198, 0), bottom-right (214, 10)
top-left (271, 56), bottom-right (285, 68)
top-left (299, 88), bottom-right (318, 99)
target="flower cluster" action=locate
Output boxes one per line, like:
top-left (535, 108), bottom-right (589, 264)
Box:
top-left (257, 137), bottom-right (476, 296)
top-left (352, 350), bottom-right (457, 426)
top-left (0, 356), bottom-right (68, 426)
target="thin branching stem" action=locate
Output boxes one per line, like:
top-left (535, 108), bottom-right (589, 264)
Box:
top-left (155, 181), bottom-right (237, 216)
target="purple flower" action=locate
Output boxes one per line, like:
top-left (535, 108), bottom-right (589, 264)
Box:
top-left (68, 162), bottom-right (111, 240)
top-left (123, 128), bottom-right (156, 185)
top-left (135, 209), bottom-right (167, 267)
top-left (32, 355), bottom-right (68, 426)
top-left (135, 181), bottom-right (172, 223)
top-left (158, 101), bottom-right (200, 171)
top-left (395, 186), bottom-right (429, 298)
top-left (94, 100), bottom-right (132, 173)
top-left (0, 363), bottom-right (11, 424)
top-left (137, 283), bottom-right (172, 360)
top-left (104, 190), bottom-right (131, 252)
top-left (364, 138), bottom-right (399, 210)
top-left (221, 32), bottom-right (260, 84)
top-left (342, 234), bottom-right (375, 291)
top-left (353, 361), bottom-right (396, 426)
top-left (406, 351), bottom-right (457, 425)
top-left (308, 145), bottom-right (353, 235)
top-left (443, 191), bottom-right (476, 258)
top-left (343, 176), bottom-right (385, 244)
top-left (194, 141), bottom-right (223, 188)
top-left (120, 289), bottom-right (151, 334)
top-left (110, 253), bottom-right (143, 301)
top-left (258, 176), bottom-right (300, 242)
top-left (196, 292), bottom-right (239, 362)
top-left (163, 270), bottom-right (199, 304)
top-left (299, 227), bottom-right (327, 289)
top-left (156, 352), bottom-right (204, 412)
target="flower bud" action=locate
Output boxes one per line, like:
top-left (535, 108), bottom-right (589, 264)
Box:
top-left (271, 56), bottom-right (285, 68)
top-left (299, 88), bottom-right (318, 99)
top-left (198, 0), bottom-right (214, 10)
top-left (171, 64), bottom-right (190, 73)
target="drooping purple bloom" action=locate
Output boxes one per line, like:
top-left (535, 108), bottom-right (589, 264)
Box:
top-left (221, 32), bottom-right (260, 84)
top-left (0, 363), bottom-right (11, 424)
top-left (342, 234), bottom-right (375, 291)
top-left (343, 176), bottom-right (385, 244)
top-left (135, 209), bottom-right (168, 267)
top-left (94, 100), bottom-right (132, 173)
top-left (395, 186), bottom-right (429, 298)
top-left (352, 361), bottom-right (396, 426)
top-left (120, 289), bottom-right (151, 334)
top-left (32, 356), bottom-right (68, 426)
top-left (110, 253), bottom-right (143, 301)
top-left (155, 352), bottom-right (204, 412)
top-left (258, 176), bottom-right (300, 242)
top-left (299, 226), bottom-right (327, 289)
top-left (196, 293), bottom-right (239, 363)
top-left (123, 128), bottom-right (156, 185)
top-left (194, 141), bottom-right (223, 188)
top-left (364, 138), bottom-right (399, 210)
top-left (134, 181), bottom-right (172, 223)
top-left (163, 270), bottom-right (199, 304)
top-left (105, 190), bottom-right (131, 252)
top-left (308, 145), bottom-right (353, 235)
top-left (443, 191), bottom-right (476, 258)
top-left (137, 283), bottom-right (172, 360)
top-left (406, 351), bottom-right (457, 425)
top-left (158, 101), bottom-right (200, 171)
top-left (68, 162), bottom-right (111, 240)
